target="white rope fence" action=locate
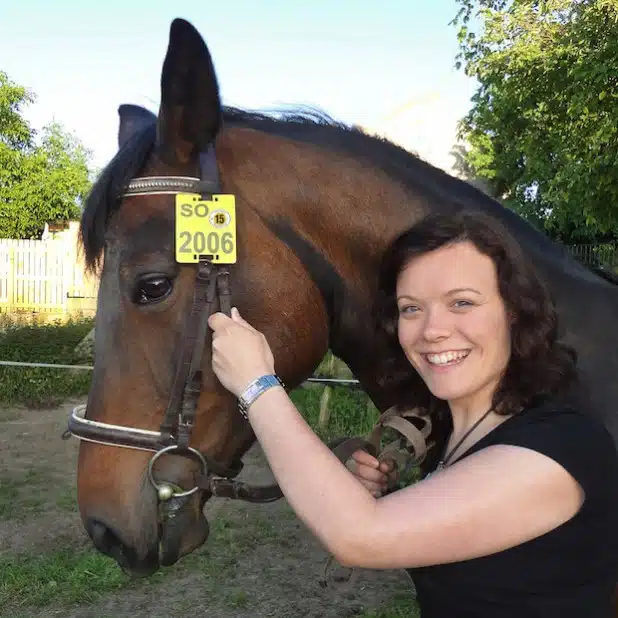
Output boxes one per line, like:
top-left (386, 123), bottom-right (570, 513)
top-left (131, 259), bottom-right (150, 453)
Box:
top-left (0, 360), bottom-right (94, 370)
top-left (0, 359), bottom-right (361, 386)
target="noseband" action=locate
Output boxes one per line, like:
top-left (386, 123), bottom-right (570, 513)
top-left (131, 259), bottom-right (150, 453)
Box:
top-left (63, 145), bottom-right (283, 505)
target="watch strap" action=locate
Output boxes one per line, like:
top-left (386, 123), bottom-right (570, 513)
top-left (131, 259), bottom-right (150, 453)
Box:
top-left (238, 374), bottom-right (285, 419)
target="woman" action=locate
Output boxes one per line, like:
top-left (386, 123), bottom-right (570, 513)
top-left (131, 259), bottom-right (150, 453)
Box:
top-left (208, 211), bottom-right (618, 617)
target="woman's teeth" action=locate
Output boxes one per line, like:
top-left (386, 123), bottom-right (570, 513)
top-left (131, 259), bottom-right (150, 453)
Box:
top-left (425, 350), bottom-right (470, 366)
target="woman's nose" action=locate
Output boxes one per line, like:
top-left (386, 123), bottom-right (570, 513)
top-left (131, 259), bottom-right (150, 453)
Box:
top-left (421, 307), bottom-right (452, 341)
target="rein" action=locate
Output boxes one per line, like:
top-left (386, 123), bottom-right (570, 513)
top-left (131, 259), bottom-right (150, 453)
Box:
top-left (62, 144), bottom-right (434, 516)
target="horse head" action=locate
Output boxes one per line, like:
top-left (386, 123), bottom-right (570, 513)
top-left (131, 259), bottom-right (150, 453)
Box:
top-left (71, 18), bottom-right (340, 576)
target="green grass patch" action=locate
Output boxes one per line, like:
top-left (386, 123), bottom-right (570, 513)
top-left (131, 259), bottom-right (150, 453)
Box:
top-left (291, 384), bottom-right (379, 441)
top-left (0, 317), bottom-right (94, 407)
top-left (0, 469), bottom-right (48, 519)
top-left (0, 548), bottom-right (132, 607)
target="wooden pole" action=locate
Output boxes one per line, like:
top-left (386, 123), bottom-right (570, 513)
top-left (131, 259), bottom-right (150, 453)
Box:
top-left (318, 385), bottom-right (333, 430)
top-left (318, 353), bottom-right (337, 430)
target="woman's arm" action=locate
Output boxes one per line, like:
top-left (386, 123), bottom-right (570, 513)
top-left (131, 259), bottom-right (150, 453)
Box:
top-left (248, 387), bottom-right (584, 569)
top-left (208, 309), bottom-right (584, 570)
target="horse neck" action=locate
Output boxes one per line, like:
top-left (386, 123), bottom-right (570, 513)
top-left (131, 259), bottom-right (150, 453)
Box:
top-left (220, 128), bottom-right (426, 408)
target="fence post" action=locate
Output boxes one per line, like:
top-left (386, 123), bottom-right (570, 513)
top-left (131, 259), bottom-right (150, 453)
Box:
top-left (318, 385), bottom-right (333, 430)
top-left (7, 246), bottom-right (15, 313)
top-left (318, 354), bottom-right (336, 431)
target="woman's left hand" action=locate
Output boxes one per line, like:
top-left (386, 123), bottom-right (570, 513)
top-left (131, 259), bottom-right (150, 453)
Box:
top-left (208, 307), bottom-right (276, 398)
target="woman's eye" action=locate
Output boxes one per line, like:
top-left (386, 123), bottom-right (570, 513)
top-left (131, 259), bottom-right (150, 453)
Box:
top-left (134, 276), bottom-right (173, 305)
top-left (399, 305), bottom-right (419, 314)
top-left (453, 299), bottom-right (474, 308)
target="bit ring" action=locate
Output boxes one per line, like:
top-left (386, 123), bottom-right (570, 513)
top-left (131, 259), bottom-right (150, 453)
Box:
top-left (147, 445), bottom-right (208, 500)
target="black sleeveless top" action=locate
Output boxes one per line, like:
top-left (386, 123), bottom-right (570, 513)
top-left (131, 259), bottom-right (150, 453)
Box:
top-left (407, 402), bottom-right (618, 618)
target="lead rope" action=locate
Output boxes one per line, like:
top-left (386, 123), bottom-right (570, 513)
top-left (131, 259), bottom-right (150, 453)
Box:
top-left (319, 406), bottom-right (435, 590)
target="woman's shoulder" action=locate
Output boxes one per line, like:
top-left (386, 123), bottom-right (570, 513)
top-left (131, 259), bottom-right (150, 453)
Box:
top-left (493, 398), bottom-right (618, 504)
top-left (502, 397), bottom-right (613, 445)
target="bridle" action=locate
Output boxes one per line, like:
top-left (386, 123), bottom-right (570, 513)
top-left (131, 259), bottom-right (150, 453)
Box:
top-left (62, 142), bottom-right (435, 535)
top-left (63, 144), bottom-right (284, 506)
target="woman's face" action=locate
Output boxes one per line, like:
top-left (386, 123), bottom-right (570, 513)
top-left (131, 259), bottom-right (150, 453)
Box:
top-left (396, 241), bottom-right (512, 413)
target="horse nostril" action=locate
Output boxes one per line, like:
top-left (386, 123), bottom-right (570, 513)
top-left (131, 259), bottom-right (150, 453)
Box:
top-left (85, 519), bottom-right (159, 577)
top-left (87, 519), bottom-right (115, 553)
top-left (86, 519), bottom-right (132, 567)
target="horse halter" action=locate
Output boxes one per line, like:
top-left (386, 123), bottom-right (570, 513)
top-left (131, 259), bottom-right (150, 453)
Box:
top-left (63, 144), bottom-right (283, 505)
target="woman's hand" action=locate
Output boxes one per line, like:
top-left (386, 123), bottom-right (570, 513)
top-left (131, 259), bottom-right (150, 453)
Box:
top-left (349, 449), bottom-right (398, 498)
top-left (208, 307), bottom-right (276, 398)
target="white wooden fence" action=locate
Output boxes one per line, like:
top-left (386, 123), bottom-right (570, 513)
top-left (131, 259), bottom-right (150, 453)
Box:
top-left (0, 238), bottom-right (98, 317)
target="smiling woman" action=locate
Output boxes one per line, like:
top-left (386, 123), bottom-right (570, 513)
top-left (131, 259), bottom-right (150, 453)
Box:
top-left (395, 242), bottom-right (512, 412)
top-left (209, 210), bottom-right (618, 618)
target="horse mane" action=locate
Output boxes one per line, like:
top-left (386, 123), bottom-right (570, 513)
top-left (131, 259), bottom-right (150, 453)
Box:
top-left (80, 105), bottom-right (615, 288)
top-left (81, 105), bottom-right (425, 274)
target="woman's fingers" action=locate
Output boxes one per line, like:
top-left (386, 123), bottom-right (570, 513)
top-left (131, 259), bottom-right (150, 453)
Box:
top-left (355, 462), bottom-right (389, 485)
top-left (351, 449), bottom-right (380, 468)
top-left (350, 450), bottom-right (399, 498)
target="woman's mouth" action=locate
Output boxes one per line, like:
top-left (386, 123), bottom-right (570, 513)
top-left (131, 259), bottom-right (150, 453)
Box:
top-left (423, 350), bottom-right (471, 367)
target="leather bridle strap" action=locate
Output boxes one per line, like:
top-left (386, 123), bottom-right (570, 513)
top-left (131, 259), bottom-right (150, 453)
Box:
top-left (183, 266), bottom-right (231, 424)
top-left (159, 257), bottom-right (217, 447)
top-left (158, 145), bottom-right (232, 449)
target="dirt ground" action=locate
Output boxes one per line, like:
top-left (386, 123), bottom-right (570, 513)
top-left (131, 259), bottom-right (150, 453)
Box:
top-left (0, 399), bottom-right (418, 618)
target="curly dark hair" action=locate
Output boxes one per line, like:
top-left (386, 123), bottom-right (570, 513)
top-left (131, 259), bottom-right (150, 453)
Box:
top-left (373, 210), bottom-right (579, 419)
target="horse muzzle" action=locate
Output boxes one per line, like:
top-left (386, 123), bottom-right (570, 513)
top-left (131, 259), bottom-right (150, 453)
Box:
top-left (86, 487), bottom-right (211, 577)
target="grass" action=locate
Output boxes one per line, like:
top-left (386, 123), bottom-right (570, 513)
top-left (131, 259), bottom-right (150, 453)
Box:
top-left (0, 468), bottom-right (48, 519)
top-left (291, 383), bottom-right (379, 441)
top-left (0, 548), bottom-right (132, 608)
top-left (0, 316), bottom-right (94, 407)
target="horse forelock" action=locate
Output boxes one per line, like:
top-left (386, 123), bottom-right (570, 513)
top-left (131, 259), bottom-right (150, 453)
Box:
top-left (80, 122), bottom-right (157, 275)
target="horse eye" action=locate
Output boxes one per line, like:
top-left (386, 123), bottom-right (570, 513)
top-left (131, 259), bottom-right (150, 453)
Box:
top-left (134, 275), bottom-right (173, 305)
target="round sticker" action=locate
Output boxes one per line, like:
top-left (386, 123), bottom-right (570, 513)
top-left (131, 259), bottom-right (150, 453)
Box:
top-left (209, 209), bottom-right (230, 228)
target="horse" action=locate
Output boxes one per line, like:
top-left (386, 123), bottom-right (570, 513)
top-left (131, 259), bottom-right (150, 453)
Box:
top-left (66, 17), bottom-right (618, 579)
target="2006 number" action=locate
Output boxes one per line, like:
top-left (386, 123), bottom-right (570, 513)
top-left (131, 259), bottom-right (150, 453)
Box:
top-left (178, 231), bottom-right (234, 255)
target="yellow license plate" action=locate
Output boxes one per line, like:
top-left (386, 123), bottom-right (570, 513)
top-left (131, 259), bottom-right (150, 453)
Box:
top-left (175, 194), bottom-right (237, 264)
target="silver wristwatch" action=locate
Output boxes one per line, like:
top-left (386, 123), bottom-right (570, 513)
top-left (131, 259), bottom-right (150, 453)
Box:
top-left (237, 374), bottom-right (285, 419)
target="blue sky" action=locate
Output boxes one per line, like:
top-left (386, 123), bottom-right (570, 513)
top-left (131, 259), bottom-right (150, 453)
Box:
top-left (1, 0), bottom-right (478, 171)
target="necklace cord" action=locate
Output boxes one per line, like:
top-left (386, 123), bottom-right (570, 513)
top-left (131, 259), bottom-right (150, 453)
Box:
top-left (439, 407), bottom-right (494, 468)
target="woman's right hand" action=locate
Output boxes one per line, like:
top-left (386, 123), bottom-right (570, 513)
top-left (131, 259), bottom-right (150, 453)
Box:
top-left (349, 449), bottom-right (397, 498)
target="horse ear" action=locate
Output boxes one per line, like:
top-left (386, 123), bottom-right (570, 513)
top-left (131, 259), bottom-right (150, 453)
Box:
top-left (118, 104), bottom-right (156, 149)
top-left (157, 18), bottom-right (222, 165)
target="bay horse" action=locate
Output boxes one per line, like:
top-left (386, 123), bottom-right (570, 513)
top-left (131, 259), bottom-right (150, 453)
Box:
top-left (68, 18), bottom-right (618, 579)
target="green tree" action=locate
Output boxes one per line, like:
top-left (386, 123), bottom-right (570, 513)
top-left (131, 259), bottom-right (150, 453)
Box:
top-left (453, 0), bottom-right (618, 243)
top-left (0, 71), bottom-right (92, 239)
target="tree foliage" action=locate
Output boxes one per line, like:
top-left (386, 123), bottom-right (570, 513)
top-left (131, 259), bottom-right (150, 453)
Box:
top-left (0, 72), bottom-right (92, 239)
top-left (453, 0), bottom-right (618, 242)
